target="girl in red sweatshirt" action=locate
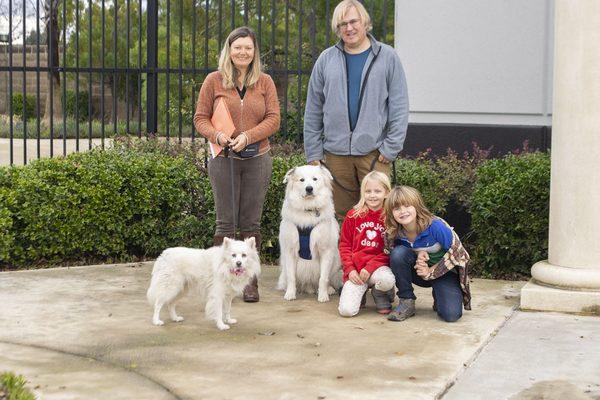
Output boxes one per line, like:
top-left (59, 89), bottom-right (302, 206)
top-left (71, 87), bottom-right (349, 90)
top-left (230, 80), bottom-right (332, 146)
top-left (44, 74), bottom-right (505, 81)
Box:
top-left (338, 171), bottom-right (396, 317)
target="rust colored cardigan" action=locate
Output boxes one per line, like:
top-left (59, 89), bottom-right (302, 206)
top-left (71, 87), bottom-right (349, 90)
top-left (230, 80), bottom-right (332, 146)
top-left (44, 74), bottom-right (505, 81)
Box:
top-left (193, 71), bottom-right (280, 157)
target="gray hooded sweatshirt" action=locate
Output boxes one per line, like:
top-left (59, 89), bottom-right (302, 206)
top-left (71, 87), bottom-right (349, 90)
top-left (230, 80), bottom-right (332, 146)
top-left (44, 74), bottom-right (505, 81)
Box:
top-left (303, 34), bottom-right (409, 163)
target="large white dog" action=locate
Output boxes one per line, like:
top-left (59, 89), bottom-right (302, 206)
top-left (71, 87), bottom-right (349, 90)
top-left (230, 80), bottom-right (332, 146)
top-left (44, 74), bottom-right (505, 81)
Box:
top-left (277, 165), bottom-right (342, 302)
top-left (147, 238), bottom-right (260, 330)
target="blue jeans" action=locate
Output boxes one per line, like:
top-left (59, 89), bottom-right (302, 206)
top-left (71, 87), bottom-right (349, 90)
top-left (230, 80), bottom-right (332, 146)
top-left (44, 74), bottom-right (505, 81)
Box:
top-left (390, 246), bottom-right (463, 322)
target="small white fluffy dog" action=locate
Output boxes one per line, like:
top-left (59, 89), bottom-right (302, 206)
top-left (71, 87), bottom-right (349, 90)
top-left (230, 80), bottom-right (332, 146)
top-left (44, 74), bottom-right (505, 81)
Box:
top-left (147, 237), bottom-right (260, 330)
top-left (277, 165), bottom-right (342, 302)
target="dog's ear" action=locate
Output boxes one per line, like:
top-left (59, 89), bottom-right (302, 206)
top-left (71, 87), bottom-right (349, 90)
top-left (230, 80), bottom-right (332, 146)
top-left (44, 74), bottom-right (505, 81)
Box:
top-left (319, 165), bottom-right (333, 182)
top-left (244, 237), bottom-right (256, 249)
top-left (283, 167), bottom-right (296, 184)
top-left (222, 237), bottom-right (231, 248)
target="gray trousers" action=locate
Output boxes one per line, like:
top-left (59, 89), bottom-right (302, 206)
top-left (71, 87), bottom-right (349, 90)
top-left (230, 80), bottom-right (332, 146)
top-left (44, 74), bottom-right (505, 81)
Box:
top-left (208, 153), bottom-right (273, 235)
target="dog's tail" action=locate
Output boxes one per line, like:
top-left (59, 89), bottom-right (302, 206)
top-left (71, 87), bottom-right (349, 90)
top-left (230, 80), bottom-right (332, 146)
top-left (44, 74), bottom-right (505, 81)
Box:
top-left (146, 252), bottom-right (168, 305)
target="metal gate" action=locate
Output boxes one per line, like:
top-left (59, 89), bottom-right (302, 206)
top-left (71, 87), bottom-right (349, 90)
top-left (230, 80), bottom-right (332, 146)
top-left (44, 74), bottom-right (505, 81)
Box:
top-left (0, 0), bottom-right (394, 165)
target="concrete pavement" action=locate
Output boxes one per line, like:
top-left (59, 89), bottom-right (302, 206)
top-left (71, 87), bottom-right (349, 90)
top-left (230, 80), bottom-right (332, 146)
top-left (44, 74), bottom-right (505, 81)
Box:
top-left (0, 262), bottom-right (594, 399)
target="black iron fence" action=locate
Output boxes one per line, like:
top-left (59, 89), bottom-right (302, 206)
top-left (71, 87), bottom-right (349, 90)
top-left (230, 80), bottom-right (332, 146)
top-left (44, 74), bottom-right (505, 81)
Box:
top-left (0, 0), bottom-right (394, 165)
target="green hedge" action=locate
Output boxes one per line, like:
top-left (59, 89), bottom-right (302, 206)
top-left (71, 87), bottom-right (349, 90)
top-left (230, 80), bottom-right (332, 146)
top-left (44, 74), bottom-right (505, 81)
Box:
top-left (1, 147), bottom-right (211, 267)
top-left (0, 142), bottom-right (551, 279)
top-left (470, 152), bottom-right (550, 278)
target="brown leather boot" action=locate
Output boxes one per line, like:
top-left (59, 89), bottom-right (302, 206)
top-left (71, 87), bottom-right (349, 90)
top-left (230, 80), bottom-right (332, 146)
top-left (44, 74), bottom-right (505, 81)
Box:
top-left (241, 232), bottom-right (261, 303)
top-left (213, 233), bottom-right (234, 247)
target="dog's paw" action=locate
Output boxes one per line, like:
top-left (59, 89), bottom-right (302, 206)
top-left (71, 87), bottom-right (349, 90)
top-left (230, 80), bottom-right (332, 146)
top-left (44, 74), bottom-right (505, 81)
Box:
top-left (225, 318), bottom-right (237, 324)
top-left (284, 290), bottom-right (297, 301)
top-left (217, 322), bottom-right (231, 331)
top-left (152, 319), bottom-right (165, 326)
top-left (317, 292), bottom-right (330, 302)
top-left (171, 316), bottom-right (184, 322)
top-left (327, 286), bottom-right (337, 295)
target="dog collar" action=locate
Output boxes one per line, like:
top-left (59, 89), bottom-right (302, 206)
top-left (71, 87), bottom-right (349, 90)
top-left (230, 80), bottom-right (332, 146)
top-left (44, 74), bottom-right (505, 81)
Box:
top-left (304, 208), bottom-right (320, 217)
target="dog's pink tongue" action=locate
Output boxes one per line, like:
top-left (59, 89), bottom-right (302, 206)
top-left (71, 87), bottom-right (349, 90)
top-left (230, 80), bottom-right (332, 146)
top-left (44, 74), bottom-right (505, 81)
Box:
top-left (231, 268), bottom-right (245, 276)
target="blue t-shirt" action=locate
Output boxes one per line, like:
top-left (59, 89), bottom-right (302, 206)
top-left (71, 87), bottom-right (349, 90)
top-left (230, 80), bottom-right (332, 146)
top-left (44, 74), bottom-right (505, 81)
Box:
top-left (396, 218), bottom-right (453, 266)
top-left (344, 47), bottom-right (371, 131)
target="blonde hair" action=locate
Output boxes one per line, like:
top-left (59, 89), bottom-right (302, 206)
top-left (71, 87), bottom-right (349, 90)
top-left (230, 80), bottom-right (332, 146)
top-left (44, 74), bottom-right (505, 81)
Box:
top-left (352, 171), bottom-right (391, 218)
top-left (218, 26), bottom-right (262, 89)
top-left (384, 186), bottom-right (434, 239)
top-left (331, 0), bottom-right (373, 37)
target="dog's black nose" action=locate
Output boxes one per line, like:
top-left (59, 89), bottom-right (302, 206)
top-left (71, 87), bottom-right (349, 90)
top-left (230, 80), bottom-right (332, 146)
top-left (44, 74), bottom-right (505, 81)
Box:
top-left (305, 186), bottom-right (313, 194)
top-left (236, 261), bottom-right (242, 267)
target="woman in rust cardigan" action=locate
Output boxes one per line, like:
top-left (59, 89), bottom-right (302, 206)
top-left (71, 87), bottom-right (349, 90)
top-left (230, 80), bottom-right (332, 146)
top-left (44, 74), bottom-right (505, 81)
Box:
top-left (193, 26), bottom-right (280, 303)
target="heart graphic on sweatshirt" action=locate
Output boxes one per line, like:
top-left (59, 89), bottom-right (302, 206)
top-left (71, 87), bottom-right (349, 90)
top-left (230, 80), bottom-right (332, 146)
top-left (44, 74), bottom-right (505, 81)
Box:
top-left (366, 230), bottom-right (377, 240)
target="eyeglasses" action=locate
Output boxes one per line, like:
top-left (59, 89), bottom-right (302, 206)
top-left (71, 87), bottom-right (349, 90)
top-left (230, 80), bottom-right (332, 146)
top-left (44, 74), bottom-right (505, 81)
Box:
top-left (337, 18), bottom-right (361, 30)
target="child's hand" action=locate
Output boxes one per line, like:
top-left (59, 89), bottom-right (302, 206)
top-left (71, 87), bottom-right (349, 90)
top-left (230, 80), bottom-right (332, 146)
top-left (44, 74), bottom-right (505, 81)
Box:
top-left (417, 251), bottom-right (429, 264)
top-left (359, 269), bottom-right (371, 283)
top-left (348, 270), bottom-right (364, 285)
top-left (415, 263), bottom-right (431, 278)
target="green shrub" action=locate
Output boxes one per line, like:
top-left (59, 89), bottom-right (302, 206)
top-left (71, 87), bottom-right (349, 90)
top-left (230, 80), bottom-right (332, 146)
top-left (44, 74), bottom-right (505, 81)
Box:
top-left (0, 371), bottom-right (36, 400)
top-left (0, 168), bottom-right (15, 263)
top-left (0, 140), bottom-right (551, 280)
top-left (2, 147), bottom-right (210, 268)
top-left (63, 90), bottom-right (90, 121)
top-left (392, 158), bottom-right (448, 215)
top-left (11, 94), bottom-right (36, 120)
top-left (470, 152), bottom-right (550, 279)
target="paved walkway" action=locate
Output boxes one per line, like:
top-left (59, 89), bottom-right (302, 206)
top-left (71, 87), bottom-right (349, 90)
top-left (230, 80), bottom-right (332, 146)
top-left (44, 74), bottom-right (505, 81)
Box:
top-left (0, 263), bottom-right (597, 399)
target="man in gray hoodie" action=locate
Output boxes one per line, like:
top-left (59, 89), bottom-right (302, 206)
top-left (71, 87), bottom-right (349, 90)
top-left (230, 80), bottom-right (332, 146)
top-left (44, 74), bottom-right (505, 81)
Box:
top-left (304, 0), bottom-right (409, 219)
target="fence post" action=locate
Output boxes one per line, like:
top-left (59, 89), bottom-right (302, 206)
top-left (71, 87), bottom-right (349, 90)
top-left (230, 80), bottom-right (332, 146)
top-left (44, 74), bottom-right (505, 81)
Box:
top-left (146, 0), bottom-right (158, 135)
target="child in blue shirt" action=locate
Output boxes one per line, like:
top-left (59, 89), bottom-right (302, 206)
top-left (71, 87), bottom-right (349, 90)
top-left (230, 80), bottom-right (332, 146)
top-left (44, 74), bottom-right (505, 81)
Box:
top-left (383, 185), bottom-right (471, 322)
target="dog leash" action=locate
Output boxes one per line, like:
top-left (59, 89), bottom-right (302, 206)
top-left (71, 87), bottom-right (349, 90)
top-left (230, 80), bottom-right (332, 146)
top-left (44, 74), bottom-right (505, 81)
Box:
top-left (224, 146), bottom-right (238, 239)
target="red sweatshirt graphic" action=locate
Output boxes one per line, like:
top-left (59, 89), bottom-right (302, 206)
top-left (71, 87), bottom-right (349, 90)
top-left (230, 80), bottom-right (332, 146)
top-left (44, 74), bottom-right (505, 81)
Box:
top-left (339, 208), bottom-right (389, 282)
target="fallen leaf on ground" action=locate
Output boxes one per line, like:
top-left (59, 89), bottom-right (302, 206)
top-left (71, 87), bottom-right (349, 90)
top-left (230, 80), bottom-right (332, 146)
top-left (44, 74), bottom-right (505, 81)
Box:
top-left (258, 331), bottom-right (276, 336)
top-left (297, 334), bottom-right (305, 339)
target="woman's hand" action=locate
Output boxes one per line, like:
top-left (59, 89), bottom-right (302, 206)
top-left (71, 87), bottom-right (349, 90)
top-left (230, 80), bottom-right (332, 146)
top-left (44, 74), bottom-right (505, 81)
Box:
top-left (230, 133), bottom-right (248, 152)
top-left (348, 270), bottom-right (364, 285)
top-left (359, 269), bottom-right (371, 283)
top-left (216, 132), bottom-right (231, 147)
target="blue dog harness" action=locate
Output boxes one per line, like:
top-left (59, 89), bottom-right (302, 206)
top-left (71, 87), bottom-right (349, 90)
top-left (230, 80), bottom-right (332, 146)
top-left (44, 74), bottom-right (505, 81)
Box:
top-left (297, 226), bottom-right (314, 260)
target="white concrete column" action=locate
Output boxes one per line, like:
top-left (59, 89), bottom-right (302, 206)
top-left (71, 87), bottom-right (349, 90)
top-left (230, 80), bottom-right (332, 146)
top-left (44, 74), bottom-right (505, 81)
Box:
top-left (521, 0), bottom-right (600, 313)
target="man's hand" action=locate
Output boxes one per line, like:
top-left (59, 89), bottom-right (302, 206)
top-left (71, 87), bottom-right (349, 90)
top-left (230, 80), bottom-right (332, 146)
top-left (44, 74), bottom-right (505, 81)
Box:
top-left (378, 152), bottom-right (391, 164)
top-left (348, 270), bottom-right (364, 285)
top-left (308, 160), bottom-right (321, 166)
top-left (359, 269), bottom-right (371, 283)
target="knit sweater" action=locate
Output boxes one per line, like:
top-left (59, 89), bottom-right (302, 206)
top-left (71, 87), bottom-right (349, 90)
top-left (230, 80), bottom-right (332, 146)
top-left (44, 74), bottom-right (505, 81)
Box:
top-left (339, 208), bottom-right (389, 282)
top-left (193, 71), bottom-right (280, 157)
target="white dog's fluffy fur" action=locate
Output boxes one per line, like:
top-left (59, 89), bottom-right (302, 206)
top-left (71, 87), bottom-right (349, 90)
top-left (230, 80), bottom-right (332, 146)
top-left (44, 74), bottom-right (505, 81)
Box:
top-left (147, 237), bottom-right (260, 330)
top-left (277, 165), bottom-right (342, 302)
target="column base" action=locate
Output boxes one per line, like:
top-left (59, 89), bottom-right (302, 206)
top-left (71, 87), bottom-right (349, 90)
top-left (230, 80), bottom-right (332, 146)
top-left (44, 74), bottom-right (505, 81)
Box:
top-left (521, 280), bottom-right (600, 314)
